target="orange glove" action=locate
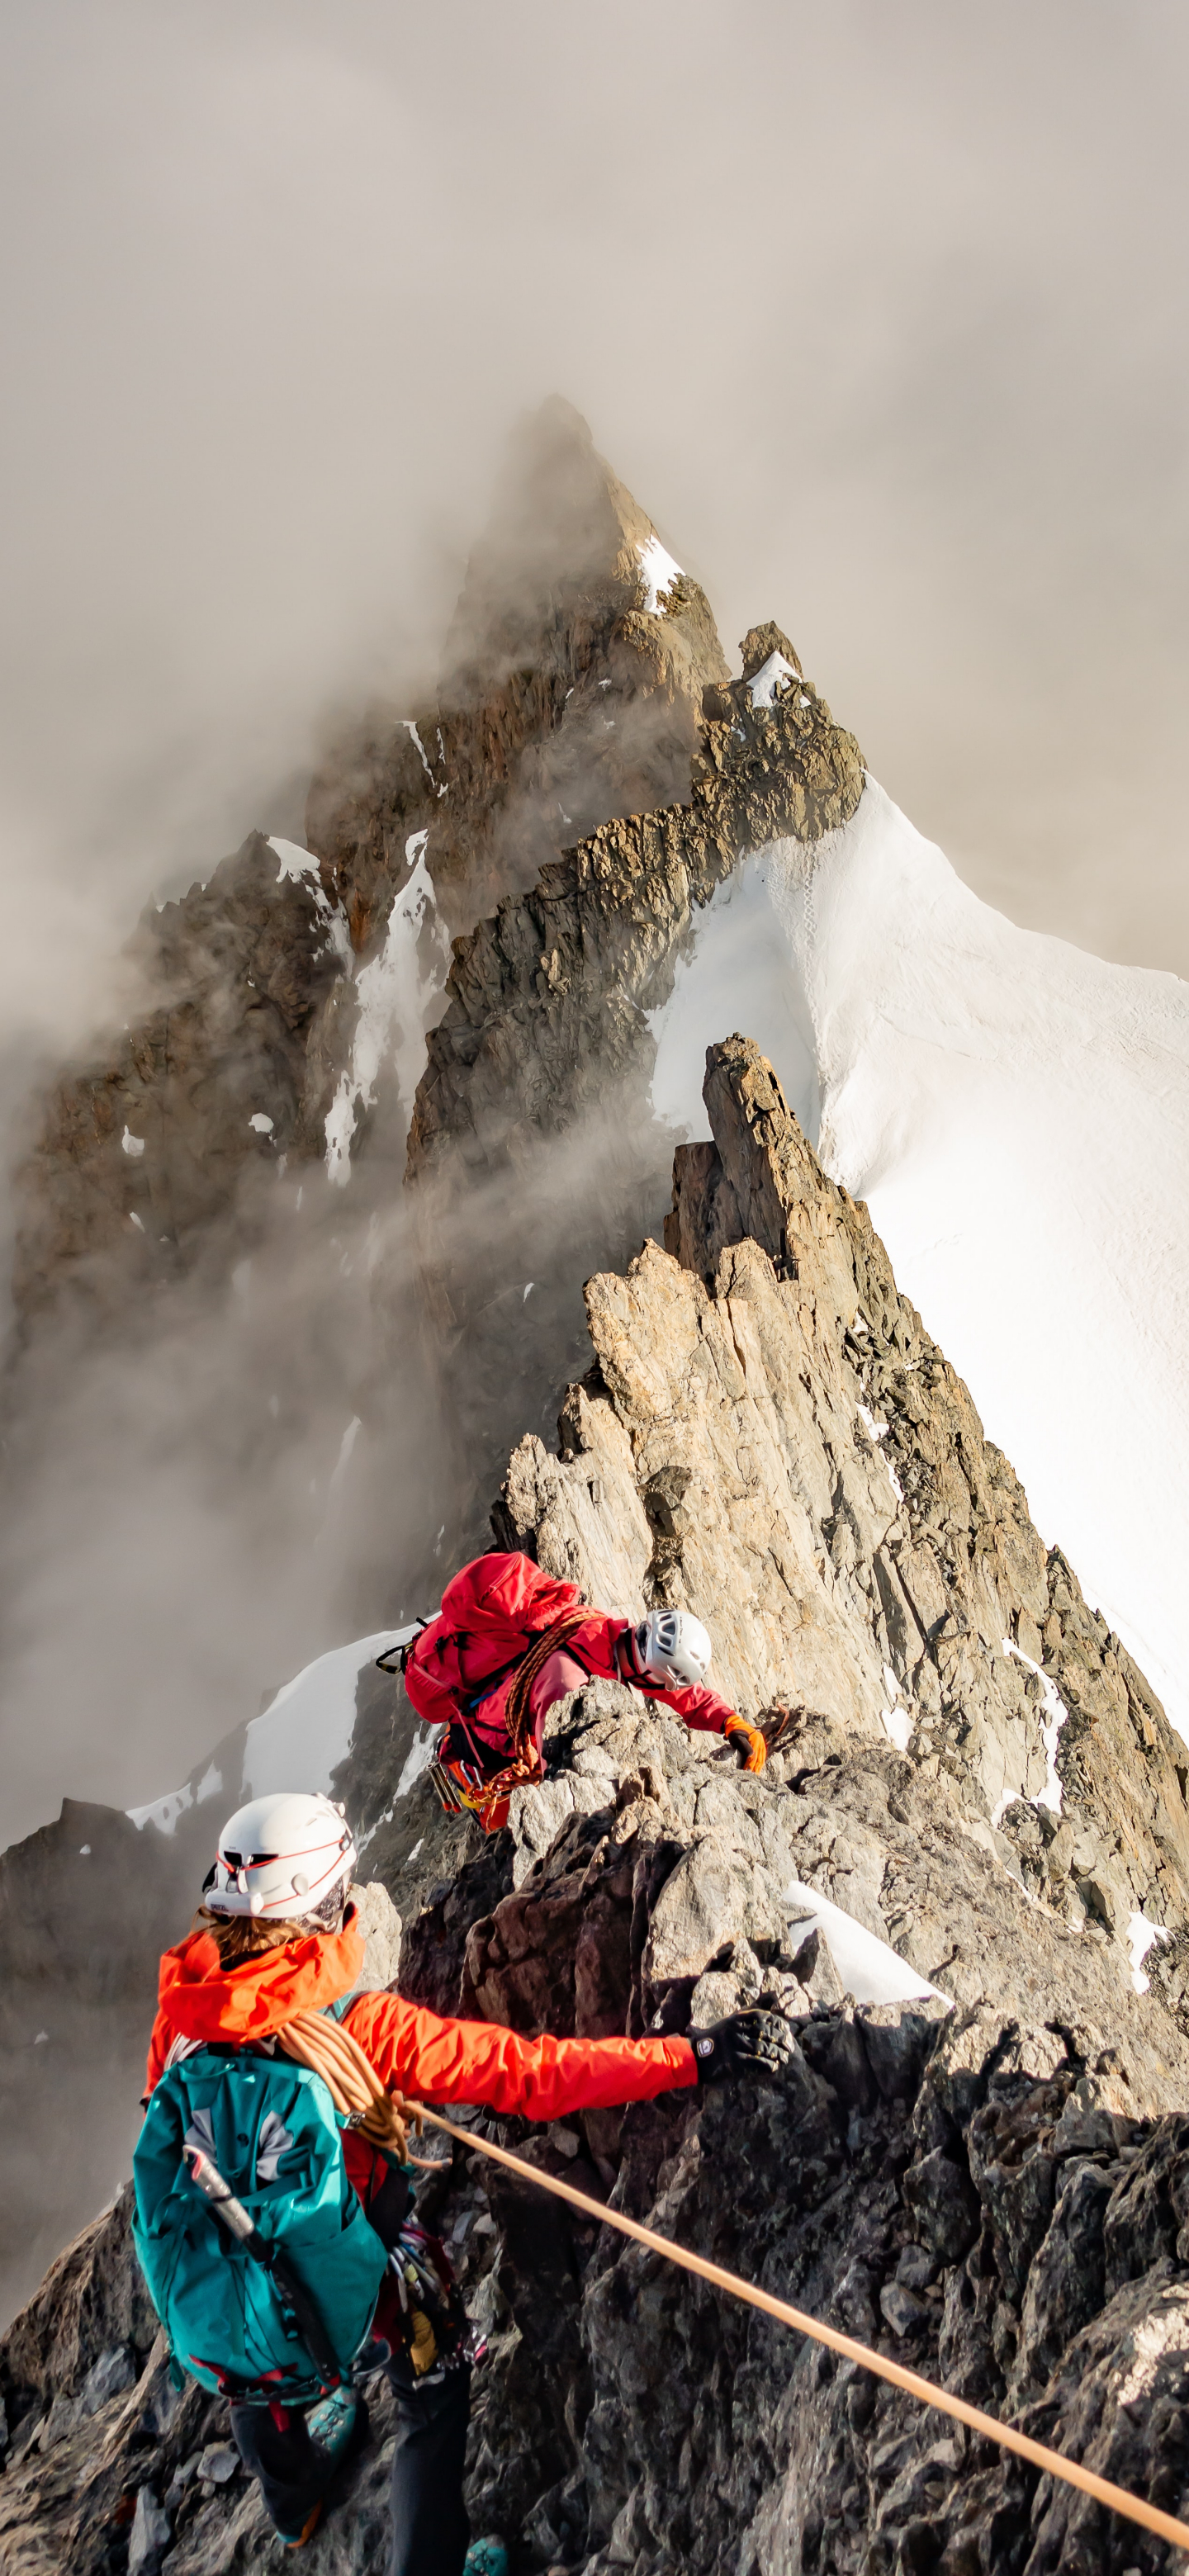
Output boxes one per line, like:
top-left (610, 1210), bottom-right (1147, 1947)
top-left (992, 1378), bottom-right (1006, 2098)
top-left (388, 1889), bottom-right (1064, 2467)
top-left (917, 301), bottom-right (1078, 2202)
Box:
top-left (724, 1713), bottom-right (767, 1773)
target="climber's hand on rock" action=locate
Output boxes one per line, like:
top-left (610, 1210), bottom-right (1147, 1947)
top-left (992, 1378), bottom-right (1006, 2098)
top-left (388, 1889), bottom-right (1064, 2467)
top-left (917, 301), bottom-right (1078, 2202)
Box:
top-left (725, 1714), bottom-right (767, 1773)
top-left (688, 2010), bottom-right (797, 2086)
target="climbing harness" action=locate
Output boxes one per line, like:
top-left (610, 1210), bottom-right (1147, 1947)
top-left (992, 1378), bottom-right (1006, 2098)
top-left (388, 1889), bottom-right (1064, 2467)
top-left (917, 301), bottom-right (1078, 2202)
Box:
top-left (414, 2105), bottom-right (1189, 2559)
top-left (383, 2218), bottom-right (480, 2383)
top-left (427, 1612), bottom-right (591, 1833)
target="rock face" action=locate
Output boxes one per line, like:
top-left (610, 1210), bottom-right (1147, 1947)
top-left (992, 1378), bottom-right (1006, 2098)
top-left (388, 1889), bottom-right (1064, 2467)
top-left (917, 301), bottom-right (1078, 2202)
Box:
top-left (406, 624), bottom-right (863, 1186)
top-left (504, 1035), bottom-right (1189, 1977)
top-left (0, 1800), bottom-right (188, 2316)
top-left (12, 832), bottom-right (348, 1318)
top-left (6, 1039), bottom-right (1189, 2574)
top-left (309, 396), bottom-right (732, 952)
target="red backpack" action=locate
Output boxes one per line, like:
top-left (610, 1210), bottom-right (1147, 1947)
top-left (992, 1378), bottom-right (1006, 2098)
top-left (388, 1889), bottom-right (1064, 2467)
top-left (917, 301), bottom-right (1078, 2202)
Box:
top-left (400, 1553), bottom-right (588, 1830)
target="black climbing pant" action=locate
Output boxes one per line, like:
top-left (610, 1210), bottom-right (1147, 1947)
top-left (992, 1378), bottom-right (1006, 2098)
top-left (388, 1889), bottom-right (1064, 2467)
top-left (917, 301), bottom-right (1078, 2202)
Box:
top-left (386, 2365), bottom-right (472, 2576)
top-left (230, 2364), bottom-right (471, 2573)
top-left (230, 2390), bottom-right (339, 2539)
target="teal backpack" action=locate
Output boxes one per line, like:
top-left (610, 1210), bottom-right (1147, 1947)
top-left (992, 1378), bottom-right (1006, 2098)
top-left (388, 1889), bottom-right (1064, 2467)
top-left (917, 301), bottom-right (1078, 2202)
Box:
top-left (132, 2040), bottom-right (390, 2402)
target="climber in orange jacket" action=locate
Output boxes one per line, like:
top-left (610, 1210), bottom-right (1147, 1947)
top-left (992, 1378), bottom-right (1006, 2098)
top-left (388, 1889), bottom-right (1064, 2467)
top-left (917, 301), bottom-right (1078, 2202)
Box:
top-left (140, 1792), bottom-right (789, 2565)
top-left (144, 1883), bottom-right (699, 2133)
top-left (396, 1549), bottom-right (767, 1830)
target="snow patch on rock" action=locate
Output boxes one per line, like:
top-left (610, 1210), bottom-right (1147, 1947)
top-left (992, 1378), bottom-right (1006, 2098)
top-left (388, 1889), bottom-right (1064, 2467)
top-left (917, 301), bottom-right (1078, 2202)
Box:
top-left (126, 1780), bottom-right (193, 1838)
top-left (401, 719), bottom-right (447, 798)
top-left (637, 533), bottom-right (682, 617)
top-left (243, 1631), bottom-right (415, 1800)
top-left (268, 836), bottom-right (352, 967)
top-left (748, 649), bottom-right (800, 710)
top-left (129, 1626), bottom-right (416, 1830)
top-left (1128, 1909), bottom-right (1170, 1996)
top-left (324, 836), bottom-right (450, 1186)
top-left (1002, 1636), bottom-right (1068, 1815)
top-left (784, 1877), bottom-right (950, 2006)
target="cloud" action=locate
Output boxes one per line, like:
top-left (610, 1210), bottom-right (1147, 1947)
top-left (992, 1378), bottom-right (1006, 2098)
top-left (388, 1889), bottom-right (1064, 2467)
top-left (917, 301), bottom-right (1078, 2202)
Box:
top-left (0, 1065), bottom-right (673, 1842)
top-left (0, 0), bottom-right (1186, 1019)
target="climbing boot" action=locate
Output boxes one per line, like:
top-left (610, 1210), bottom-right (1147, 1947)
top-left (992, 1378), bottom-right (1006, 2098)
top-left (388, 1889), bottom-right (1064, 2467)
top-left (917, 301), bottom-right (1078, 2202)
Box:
top-left (306, 2384), bottom-right (365, 2474)
top-left (463, 2541), bottom-right (510, 2576)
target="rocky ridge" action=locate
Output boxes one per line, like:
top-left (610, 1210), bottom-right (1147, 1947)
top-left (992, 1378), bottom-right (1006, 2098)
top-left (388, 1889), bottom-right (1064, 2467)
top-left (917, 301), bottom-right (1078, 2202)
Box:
top-left (308, 396), bottom-right (731, 952)
top-left (401, 613), bottom-right (862, 1507)
top-left (5, 1041), bottom-right (1189, 2573)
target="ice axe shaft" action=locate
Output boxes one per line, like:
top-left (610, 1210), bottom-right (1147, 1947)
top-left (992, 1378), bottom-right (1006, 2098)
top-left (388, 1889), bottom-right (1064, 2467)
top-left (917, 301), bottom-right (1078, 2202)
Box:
top-left (186, 2144), bottom-right (257, 2242)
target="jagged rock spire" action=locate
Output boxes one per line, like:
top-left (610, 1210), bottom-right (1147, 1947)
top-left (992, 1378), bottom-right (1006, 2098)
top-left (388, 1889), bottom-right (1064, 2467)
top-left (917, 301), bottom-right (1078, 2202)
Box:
top-left (503, 1034), bottom-right (1189, 1983)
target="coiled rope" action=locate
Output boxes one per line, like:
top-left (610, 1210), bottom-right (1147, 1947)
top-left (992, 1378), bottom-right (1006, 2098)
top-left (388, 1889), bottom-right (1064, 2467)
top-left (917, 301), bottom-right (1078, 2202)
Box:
top-left (418, 2105), bottom-right (1189, 2560)
top-left (277, 2010), bottom-right (410, 2157)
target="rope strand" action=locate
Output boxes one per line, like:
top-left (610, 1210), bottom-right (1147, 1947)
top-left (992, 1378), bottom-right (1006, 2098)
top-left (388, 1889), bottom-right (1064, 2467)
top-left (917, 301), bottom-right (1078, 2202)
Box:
top-left (416, 2105), bottom-right (1189, 2561)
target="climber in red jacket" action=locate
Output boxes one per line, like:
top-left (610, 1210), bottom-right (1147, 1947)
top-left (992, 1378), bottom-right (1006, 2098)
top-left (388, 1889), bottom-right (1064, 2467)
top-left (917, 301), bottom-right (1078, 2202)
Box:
top-left (394, 1549), bottom-right (767, 1830)
top-left (140, 1791), bottom-right (789, 2567)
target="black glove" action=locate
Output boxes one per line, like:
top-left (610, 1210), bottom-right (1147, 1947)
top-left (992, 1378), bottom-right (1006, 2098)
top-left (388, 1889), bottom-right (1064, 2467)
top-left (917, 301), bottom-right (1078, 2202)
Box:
top-left (687, 2010), bottom-right (798, 2086)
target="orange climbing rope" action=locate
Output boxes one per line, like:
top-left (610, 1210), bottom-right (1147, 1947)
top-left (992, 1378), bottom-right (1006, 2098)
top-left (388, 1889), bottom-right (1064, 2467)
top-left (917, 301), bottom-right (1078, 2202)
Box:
top-left (418, 2106), bottom-right (1189, 2560)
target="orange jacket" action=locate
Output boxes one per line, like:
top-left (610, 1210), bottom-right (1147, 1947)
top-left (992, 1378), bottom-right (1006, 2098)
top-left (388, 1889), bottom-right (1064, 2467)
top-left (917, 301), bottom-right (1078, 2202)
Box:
top-left (144, 1912), bottom-right (697, 2134)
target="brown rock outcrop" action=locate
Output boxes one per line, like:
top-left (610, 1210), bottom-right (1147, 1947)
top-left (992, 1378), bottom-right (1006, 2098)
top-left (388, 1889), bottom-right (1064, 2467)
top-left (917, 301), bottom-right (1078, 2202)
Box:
top-left (309, 396), bottom-right (731, 950)
top-left (405, 636), bottom-right (863, 1186)
top-left (12, 832), bottom-right (346, 1316)
top-left (500, 1037), bottom-right (1189, 1973)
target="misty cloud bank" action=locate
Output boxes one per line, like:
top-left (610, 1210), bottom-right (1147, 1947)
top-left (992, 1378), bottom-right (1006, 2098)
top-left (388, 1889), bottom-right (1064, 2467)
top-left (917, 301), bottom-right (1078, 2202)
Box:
top-left (0, 1050), bottom-right (675, 1843)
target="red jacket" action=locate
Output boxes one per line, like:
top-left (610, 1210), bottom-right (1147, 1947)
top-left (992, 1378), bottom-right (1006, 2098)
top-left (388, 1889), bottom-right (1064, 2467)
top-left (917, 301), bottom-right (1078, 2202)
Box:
top-left (405, 1552), bottom-right (735, 1746)
top-left (144, 1911), bottom-right (697, 2208)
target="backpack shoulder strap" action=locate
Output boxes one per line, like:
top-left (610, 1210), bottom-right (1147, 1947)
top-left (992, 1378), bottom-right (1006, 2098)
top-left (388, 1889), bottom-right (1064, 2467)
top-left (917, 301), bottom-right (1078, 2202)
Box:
top-left (375, 1619), bottom-right (433, 1678)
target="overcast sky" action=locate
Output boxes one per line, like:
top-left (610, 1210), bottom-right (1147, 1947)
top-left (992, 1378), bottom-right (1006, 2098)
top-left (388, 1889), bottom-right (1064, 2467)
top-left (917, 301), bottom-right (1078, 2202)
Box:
top-left (2, 0), bottom-right (1187, 1091)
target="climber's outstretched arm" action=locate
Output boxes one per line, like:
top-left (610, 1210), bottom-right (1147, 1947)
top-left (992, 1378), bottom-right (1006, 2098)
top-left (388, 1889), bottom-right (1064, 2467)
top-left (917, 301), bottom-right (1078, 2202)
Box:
top-left (343, 1989), bottom-right (697, 2121)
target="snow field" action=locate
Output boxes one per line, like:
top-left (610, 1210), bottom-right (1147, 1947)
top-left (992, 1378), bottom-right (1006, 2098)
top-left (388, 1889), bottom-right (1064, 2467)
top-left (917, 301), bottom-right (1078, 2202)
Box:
top-left (651, 779), bottom-right (1189, 1742)
top-left (636, 533), bottom-right (683, 618)
top-left (128, 1627), bottom-right (418, 1834)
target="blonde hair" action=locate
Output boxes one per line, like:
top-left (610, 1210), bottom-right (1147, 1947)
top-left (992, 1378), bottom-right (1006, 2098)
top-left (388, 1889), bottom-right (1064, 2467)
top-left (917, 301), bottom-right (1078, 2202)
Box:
top-left (191, 1903), bottom-right (319, 1967)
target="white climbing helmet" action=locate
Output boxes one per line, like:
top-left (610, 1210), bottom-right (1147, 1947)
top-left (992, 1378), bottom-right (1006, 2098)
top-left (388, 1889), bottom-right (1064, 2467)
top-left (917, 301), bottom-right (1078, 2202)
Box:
top-left (634, 1608), bottom-right (713, 1688)
top-left (205, 1792), bottom-right (357, 1921)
